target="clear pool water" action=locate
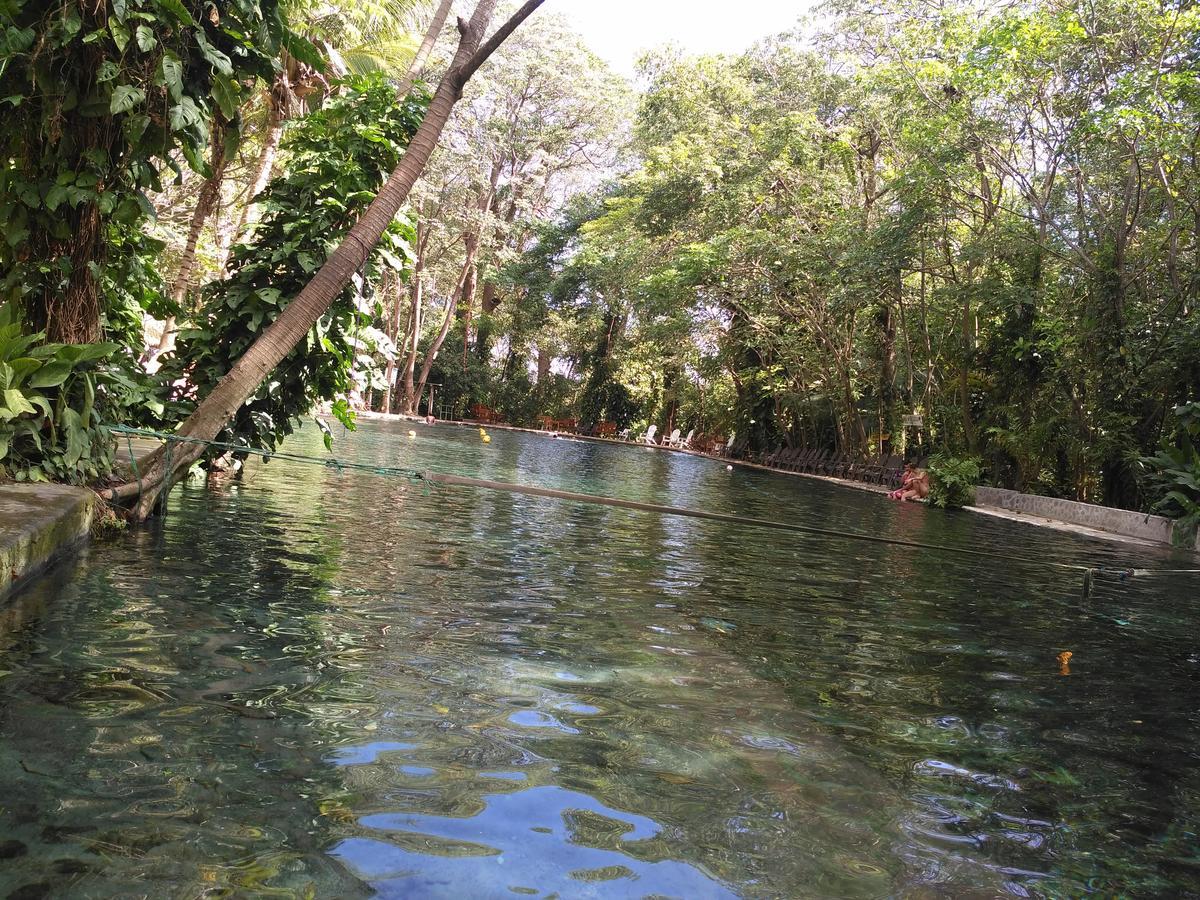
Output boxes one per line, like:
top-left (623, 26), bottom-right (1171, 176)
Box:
top-left (1, 421), bottom-right (1198, 898)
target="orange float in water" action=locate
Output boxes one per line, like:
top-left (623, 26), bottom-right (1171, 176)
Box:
top-left (1057, 650), bottom-right (1073, 676)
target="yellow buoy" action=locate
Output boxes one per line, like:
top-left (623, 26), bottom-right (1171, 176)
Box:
top-left (479, 427), bottom-right (486, 435)
top-left (408, 430), bottom-right (416, 438)
top-left (483, 435), bottom-right (491, 443)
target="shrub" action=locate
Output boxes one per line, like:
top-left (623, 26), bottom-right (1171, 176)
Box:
top-left (927, 453), bottom-right (981, 509)
top-left (0, 302), bottom-right (118, 484)
top-left (1141, 401), bottom-right (1200, 534)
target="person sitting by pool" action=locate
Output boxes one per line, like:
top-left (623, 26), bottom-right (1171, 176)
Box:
top-left (897, 467), bottom-right (930, 502)
top-left (887, 462), bottom-right (917, 500)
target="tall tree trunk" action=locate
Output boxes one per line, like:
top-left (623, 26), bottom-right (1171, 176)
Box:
top-left (457, 241), bottom-right (480, 366)
top-left (958, 293), bottom-right (975, 451)
top-left (878, 267), bottom-right (899, 453)
top-left (401, 274), bottom-right (425, 413)
top-left (458, 158), bottom-right (503, 364)
top-left (23, 26), bottom-right (108, 345)
top-left (473, 279), bottom-right (499, 363)
top-left (41, 201), bottom-right (104, 344)
top-left (113, 0), bottom-right (548, 520)
top-left (415, 257), bottom-right (471, 408)
top-left (400, 221), bottom-right (429, 414)
top-left (229, 85), bottom-right (288, 253)
top-left (379, 270), bottom-right (403, 413)
top-left (392, 294), bottom-right (416, 412)
top-left (473, 185), bottom-right (520, 364)
top-left (159, 119), bottom-right (230, 352)
top-left (399, 0), bottom-right (455, 95)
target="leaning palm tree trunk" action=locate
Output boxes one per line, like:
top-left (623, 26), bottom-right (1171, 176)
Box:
top-left (111, 0), bottom-right (547, 521)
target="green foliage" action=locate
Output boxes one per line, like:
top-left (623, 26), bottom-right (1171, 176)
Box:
top-left (0, 0), bottom-right (293, 339)
top-left (1141, 402), bottom-right (1200, 531)
top-left (927, 454), bottom-right (981, 509)
top-left (502, 0), bottom-right (1200, 513)
top-left (160, 74), bottom-right (426, 455)
top-left (0, 303), bottom-right (117, 484)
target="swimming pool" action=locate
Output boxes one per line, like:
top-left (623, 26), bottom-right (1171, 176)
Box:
top-left (1, 421), bottom-right (1196, 897)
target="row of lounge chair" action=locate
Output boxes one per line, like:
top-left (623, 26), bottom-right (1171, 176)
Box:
top-left (618, 425), bottom-right (700, 449)
top-left (755, 447), bottom-right (907, 488)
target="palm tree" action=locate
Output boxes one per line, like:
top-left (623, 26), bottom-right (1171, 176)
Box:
top-left (157, 0), bottom-right (439, 352)
top-left (113, 0), bottom-right (548, 520)
top-left (232, 0), bottom-right (442, 243)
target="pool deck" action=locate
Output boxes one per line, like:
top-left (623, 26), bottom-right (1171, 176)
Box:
top-left (0, 482), bottom-right (96, 602)
top-left (0, 437), bottom-right (162, 604)
top-left (360, 412), bottom-right (1197, 553)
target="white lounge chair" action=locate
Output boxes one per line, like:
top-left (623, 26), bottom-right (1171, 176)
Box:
top-left (664, 428), bottom-right (681, 447)
top-left (641, 424), bottom-right (658, 444)
top-left (679, 428), bottom-right (695, 449)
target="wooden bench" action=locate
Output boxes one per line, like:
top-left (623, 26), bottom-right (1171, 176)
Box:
top-left (471, 403), bottom-right (500, 424)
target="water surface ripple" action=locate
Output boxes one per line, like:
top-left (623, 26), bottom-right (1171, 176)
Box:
top-left (1, 422), bottom-right (1197, 897)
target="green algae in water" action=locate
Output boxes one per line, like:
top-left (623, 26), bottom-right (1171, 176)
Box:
top-left (0, 421), bottom-right (1198, 897)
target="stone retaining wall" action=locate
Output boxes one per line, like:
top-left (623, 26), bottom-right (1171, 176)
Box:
top-left (0, 483), bottom-right (95, 602)
top-left (974, 486), bottom-right (1179, 545)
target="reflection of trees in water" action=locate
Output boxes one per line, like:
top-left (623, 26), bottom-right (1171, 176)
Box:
top-left (365, 481), bottom-right (904, 895)
top-left (0, 472), bottom-right (374, 898)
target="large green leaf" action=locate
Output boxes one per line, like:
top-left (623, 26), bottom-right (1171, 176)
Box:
top-left (152, 0), bottom-right (195, 26)
top-left (109, 21), bottom-right (130, 52)
top-left (159, 52), bottom-right (184, 102)
top-left (2, 389), bottom-right (37, 418)
top-left (211, 72), bottom-right (238, 120)
top-left (169, 96), bottom-right (203, 131)
top-left (0, 331), bottom-right (40, 360)
top-left (281, 31), bottom-right (327, 73)
top-left (135, 25), bottom-right (156, 53)
top-left (7, 357), bottom-right (41, 385)
top-left (110, 84), bottom-right (145, 115)
top-left (28, 360), bottom-right (72, 388)
top-left (60, 408), bottom-right (86, 467)
top-left (56, 342), bottom-right (118, 364)
top-left (194, 30), bottom-right (233, 76)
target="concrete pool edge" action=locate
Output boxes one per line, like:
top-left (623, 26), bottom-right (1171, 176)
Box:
top-left (0, 483), bottom-right (96, 603)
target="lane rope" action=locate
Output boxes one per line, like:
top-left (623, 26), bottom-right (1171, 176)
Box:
top-left (104, 424), bottom-right (1200, 598)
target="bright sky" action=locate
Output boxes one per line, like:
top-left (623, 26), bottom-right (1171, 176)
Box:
top-left (551, 0), bottom-right (814, 76)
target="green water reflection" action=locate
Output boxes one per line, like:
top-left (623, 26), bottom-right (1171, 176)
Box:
top-left (0, 421), bottom-right (1198, 897)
